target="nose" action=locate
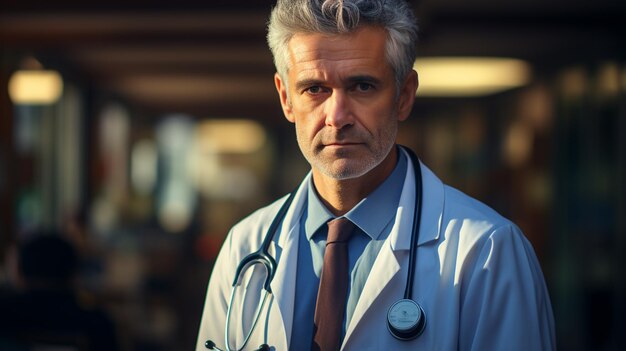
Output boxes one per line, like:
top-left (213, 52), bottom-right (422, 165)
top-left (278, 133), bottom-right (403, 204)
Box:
top-left (324, 90), bottom-right (353, 129)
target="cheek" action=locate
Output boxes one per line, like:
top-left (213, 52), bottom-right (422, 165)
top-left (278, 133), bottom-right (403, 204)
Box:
top-left (355, 102), bottom-right (397, 133)
top-left (294, 121), bottom-right (306, 140)
top-left (293, 116), bottom-right (316, 148)
top-left (294, 107), bottom-right (325, 135)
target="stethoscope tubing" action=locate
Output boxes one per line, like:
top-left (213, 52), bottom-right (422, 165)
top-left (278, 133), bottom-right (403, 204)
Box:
top-left (209, 145), bottom-right (424, 350)
top-left (224, 287), bottom-right (271, 351)
top-left (404, 146), bottom-right (423, 300)
top-left (221, 190), bottom-right (296, 350)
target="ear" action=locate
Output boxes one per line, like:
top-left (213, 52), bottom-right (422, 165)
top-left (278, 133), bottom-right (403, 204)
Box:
top-left (274, 73), bottom-right (295, 123)
top-left (397, 69), bottom-right (418, 122)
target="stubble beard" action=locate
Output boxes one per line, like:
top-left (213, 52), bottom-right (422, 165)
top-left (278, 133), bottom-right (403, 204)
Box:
top-left (296, 123), bottom-right (398, 180)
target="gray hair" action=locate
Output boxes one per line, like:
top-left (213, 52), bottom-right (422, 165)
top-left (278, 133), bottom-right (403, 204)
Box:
top-left (267, 0), bottom-right (418, 90)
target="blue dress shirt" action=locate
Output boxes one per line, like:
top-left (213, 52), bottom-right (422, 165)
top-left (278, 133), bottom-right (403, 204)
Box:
top-left (289, 151), bottom-right (407, 349)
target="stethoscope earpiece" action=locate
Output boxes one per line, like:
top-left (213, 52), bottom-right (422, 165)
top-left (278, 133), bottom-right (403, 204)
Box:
top-left (387, 299), bottom-right (426, 340)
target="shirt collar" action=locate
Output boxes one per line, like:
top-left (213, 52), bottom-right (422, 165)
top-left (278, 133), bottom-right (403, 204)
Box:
top-left (304, 149), bottom-right (407, 240)
top-left (305, 178), bottom-right (334, 240)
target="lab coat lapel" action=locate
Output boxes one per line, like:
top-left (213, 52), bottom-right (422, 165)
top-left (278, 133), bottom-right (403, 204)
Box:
top-left (343, 149), bottom-right (442, 347)
top-left (343, 238), bottom-right (402, 346)
top-left (267, 174), bottom-right (310, 350)
top-left (343, 152), bottom-right (417, 346)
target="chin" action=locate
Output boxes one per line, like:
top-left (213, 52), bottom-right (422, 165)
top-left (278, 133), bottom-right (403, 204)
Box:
top-left (318, 159), bottom-right (379, 180)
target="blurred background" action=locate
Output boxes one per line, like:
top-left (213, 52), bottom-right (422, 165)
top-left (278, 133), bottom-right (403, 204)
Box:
top-left (0, 0), bottom-right (624, 350)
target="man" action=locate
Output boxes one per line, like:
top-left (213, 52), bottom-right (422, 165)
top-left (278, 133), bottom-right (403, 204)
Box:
top-left (197, 0), bottom-right (555, 350)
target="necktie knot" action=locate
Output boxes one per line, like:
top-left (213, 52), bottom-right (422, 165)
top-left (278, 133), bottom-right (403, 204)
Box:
top-left (326, 217), bottom-right (355, 244)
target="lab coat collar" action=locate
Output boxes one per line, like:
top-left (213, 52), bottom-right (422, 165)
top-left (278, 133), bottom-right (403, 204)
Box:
top-left (274, 173), bottom-right (310, 249)
top-left (417, 160), bottom-right (445, 246)
top-left (389, 147), bottom-right (443, 251)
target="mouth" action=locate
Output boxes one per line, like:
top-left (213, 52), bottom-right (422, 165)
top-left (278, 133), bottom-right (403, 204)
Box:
top-left (323, 139), bottom-right (362, 146)
top-left (324, 142), bottom-right (361, 148)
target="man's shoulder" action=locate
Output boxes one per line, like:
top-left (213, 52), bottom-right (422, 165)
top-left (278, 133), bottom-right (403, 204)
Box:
top-left (438, 184), bottom-right (534, 269)
top-left (420, 161), bottom-right (511, 232)
top-left (439, 183), bottom-right (517, 246)
top-left (443, 185), bottom-right (510, 227)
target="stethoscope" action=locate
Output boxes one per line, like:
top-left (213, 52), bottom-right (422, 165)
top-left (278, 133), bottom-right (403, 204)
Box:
top-left (206, 146), bottom-right (425, 351)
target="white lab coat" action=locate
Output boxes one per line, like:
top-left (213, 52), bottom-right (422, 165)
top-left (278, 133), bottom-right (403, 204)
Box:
top-left (196, 150), bottom-right (556, 350)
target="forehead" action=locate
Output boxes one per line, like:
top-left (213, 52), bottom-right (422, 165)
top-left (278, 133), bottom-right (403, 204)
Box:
top-left (286, 26), bottom-right (391, 79)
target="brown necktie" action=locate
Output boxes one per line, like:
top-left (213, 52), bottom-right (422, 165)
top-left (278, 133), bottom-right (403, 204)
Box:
top-left (311, 217), bottom-right (355, 351)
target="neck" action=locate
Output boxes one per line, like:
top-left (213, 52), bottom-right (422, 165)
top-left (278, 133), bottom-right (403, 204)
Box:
top-left (312, 147), bottom-right (398, 216)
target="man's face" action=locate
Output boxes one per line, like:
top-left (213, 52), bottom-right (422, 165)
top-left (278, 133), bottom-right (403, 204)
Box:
top-left (274, 26), bottom-right (417, 180)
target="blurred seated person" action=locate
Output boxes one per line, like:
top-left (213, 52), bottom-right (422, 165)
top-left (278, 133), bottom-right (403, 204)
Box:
top-left (0, 231), bottom-right (119, 351)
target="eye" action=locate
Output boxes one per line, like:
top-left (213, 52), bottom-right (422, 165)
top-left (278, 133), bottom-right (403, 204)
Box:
top-left (305, 86), bottom-right (324, 94)
top-left (354, 82), bottom-right (374, 92)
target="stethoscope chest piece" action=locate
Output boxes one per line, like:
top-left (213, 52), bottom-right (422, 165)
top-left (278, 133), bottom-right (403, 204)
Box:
top-left (387, 299), bottom-right (426, 340)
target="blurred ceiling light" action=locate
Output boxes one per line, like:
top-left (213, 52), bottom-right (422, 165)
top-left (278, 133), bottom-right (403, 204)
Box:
top-left (8, 70), bottom-right (64, 104)
top-left (414, 57), bottom-right (531, 97)
top-left (197, 119), bottom-right (266, 154)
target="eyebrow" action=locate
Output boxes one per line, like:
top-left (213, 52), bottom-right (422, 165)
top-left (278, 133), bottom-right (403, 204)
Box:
top-left (294, 75), bottom-right (382, 91)
top-left (294, 78), bottom-right (324, 92)
top-left (345, 75), bottom-right (382, 86)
